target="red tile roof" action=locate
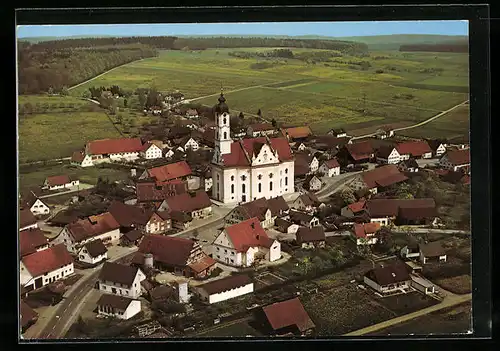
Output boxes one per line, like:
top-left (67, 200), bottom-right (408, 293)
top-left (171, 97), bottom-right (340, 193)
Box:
top-left (262, 297), bottom-right (315, 332)
top-left (137, 234), bottom-right (196, 266)
top-left (19, 228), bottom-right (49, 257)
top-left (444, 149), bottom-right (470, 165)
top-left (296, 226), bottom-right (325, 243)
top-left (365, 260), bottom-right (410, 286)
top-left (66, 212), bottom-right (120, 242)
top-left (238, 198), bottom-right (270, 221)
top-left (224, 217), bottom-right (274, 253)
top-left (197, 274), bottom-right (252, 295)
top-left (71, 151), bottom-right (85, 163)
top-left (163, 190), bottom-right (212, 213)
top-left (46, 175), bottom-right (72, 187)
top-left (366, 198), bottom-right (436, 218)
top-left (284, 126), bottom-right (312, 139)
top-left (19, 209), bottom-right (37, 229)
top-left (396, 141), bottom-right (432, 157)
top-left (21, 243), bottom-right (73, 277)
top-left (347, 200), bottom-right (366, 213)
top-left (346, 141), bottom-right (374, 161)
top-left (221, 137), bottom-right (293, 167)
top-left (145, 161), bottom-right (192, 182)
top-left (86, 138), bottom-right (143, 155)
top-left (362, 165), bottom-right (408, 189)
top-left (108, 201), bottom-right (152, 227)
top-left (136, 180), bottom-right (187, 202)
top-left (353, 222), bottom-right (381, 239)
top-left (323, 158), bottom-right (340, 169)
top-left (187, 255), bottom-right (217, 273)
top-left (249, 123), bottom-right (274, 132)
top-left (20, 300), bottom-right (38, 329)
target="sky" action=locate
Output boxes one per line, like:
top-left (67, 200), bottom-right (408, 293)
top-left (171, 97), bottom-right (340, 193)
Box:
top-left (16, 21), bottom-right (468, 39)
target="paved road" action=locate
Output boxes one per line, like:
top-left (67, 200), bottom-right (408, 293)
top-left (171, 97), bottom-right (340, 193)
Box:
top-left (39, 184), bottom-right (95, 199)
top-left (343, 293), bottom-right (472, 336)
top-left (391, 228), bottom-right (470, 235)
top-left (350, 100), bottom-right (469, 140)
top-left (316, 172), bottom-right (362, 200)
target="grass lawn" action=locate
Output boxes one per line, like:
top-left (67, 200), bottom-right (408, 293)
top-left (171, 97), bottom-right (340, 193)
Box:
top-left (433, 274), bottom-right (472, 295)
top-left (18, 111), bottom-right (122, 163)
top-left (195, 320), bottom-right (263, 337)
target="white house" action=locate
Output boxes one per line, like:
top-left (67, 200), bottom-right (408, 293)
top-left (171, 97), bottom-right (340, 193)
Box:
top-left (419, 242), bottom-right (447, 264)
top-left (212, 217), bottom-right (281, 267)
top-left (20, 244), bottom-right (74, 292)
top-left (71, 151), bottom-right (94, 167)
top-left (225, 197), bottom-right (274, 229)
top-left (304, 175), bottom-right (322, 192)
top-left (395, 141), bottom-right (433, 160)
top-left (319, 158), bottom-right (340, 177)
top-left (292, 192), bottom-right (323, 214)
top-left (410, 275), bottom-right (435, 295)
top-left (195, 274), bottom-right (254, 304)
top-left (22, 195), bottom-right (50, 217)
top-left (96, 294), bottom-right (141, 320)
top-left (181, 137), bottom-right (199, 152)
top-left (296, 226), bottom-right (326, 249)
top-left (289, 210), bottom-right (320, 228)
top-left (43, 175), bottom-right (79, 191)
top-left (400, 243), bottom-right (420, 260)
top-left (247, 123), bottom-right (276, 138)
top-left (77, 239), bottom-right (108, 265)
top-left (363, 261), bottom-right (411, 294)
top-left (140, 142), bottom-right (163, 160)
top-left (376, 146), bottom-right (401, 165)
top-left (297, 143), bottom-right (307, 152)
top-left (164, 148), bottom-right (175, 159)
top-left (185, 109), bottom-right (199, 119)
top-left (211, 93), bottom-right (294, 205)
top-left (353, 222), bottom-right (381, 246)
top-left (52, 212), bottom-right (121, 254)
top-left (98, 262), bottom-right (146, 299)
top-left (328, 128), bottom-right (347, 138)
top-left (83, 138), bottom-right (144, 166)
top-left (439, 149), bottom-right (470, 173)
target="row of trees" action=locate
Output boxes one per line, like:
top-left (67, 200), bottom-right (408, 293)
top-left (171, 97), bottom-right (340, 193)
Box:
top-left (399, 43), bottom-right (468, 53)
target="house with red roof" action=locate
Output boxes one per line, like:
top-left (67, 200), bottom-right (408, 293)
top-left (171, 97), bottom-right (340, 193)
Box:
top-left (211, 93), bottom-right (295, 205)
top-left (139, 161), bottom-right (193, 185)
top-left (338, 141), bottom-right (375, 165)
top-left (350, 164), bottom-right (408, 194)
top-left (282, 126), bottom-right (313, 142)
top-left (439, 148), bottom-right (470, 174)
top-left (83, 138), bottom-right (144, 166)
top-left (53, 212), bottom-right (121, 254)
top-left (159, 190), bottom-right (212, 220)
top-left (319, 158), bottom-right (340, 177)
top-left (19, 208), bottom-right (38, 231)
top-left (212, 218), bottom-right (281, 268)
top-left (43, 175), bottom-right (79, 191)
top-left (136, 179), bottom-right (188, 208)
top-left (20, 243), bottom-right (74, 292)
top-left (395, 140), bottom-right (433, 160)
top-left (353, 222), bottom-right (381, 245)
top-left (225, 196), bottom-right (290, 229)
top-left (340, 199), bottom-right (367, 218)
top-left (20, 228), bottom-right (49, 258)
top-left (140, 142), bottom-right (163, 160)
top-left (71, 150), bottom-right (93, 167)
top-left (20, 191), bottom-right (50, 217)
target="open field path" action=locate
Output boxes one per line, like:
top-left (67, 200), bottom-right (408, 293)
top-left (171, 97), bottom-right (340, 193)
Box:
top-left (67, 59), bottom-right (145, 91)
top-left (350, 100), bottom-right (469, 140)
top-left (343, 292), bottom-right (472, 336)
top-left (20, 157), bottom-right (72, 167)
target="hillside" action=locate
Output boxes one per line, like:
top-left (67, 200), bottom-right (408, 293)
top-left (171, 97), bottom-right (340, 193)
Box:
top-left (334, 34), bottom-right (469, 50)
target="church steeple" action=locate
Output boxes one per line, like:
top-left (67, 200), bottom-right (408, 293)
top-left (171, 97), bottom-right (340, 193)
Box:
top-left (213, 91), bottom-right (232, 162)
top-left (215, 89), bottom-right (229, 114)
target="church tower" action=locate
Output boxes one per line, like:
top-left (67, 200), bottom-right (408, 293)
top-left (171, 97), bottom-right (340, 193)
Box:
top-left (213, 91), bottom-right (232, 163)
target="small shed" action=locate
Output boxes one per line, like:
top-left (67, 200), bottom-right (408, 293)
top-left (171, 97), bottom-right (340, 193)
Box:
top-left (410, 275), bottom-right (435, 295)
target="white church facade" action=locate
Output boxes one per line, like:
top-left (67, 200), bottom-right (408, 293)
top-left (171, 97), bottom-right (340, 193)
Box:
top-left (211, 93), bottom-right (295, 205)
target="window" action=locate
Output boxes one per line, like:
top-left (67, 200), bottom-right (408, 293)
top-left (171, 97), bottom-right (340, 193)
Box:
top-left (231, 175), bottom-right (234, 181)
top-left (285, 168), bottom-right (288, 174)
top-left (269, 182), bottom-right (273, 191)
top-left (258, 183), bottom-right (262, 192)
top-left (241, 175), bottom-right (247, 181)
top-left (285, 177), bottom-right (288, 186)
top-left (280, 179), bottom-right (282, 187)
top-left (230, 259), bottom-right (234, 263)
top-left (231, 184), bottom-right (234, 194)
top-left (217, 174), bottom-right (220, 180)
top-left (216, 247), bottom-right (220, 251)
top-left (257, 174), bottom-right (262, 180)
top-left (224, 132), bottom-right (227, 139)
top-left (223, 117), bottom-right (227, 124)
top-left (224, 249), bottom-right (227, 253)
top-left (217, 255), bottom-right (220, 259)
top-left (242, 184), bottom-right (246, 193)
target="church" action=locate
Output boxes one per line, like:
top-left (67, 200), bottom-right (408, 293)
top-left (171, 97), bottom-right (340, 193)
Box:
top-left (211, 92), bottom-right (295, 205)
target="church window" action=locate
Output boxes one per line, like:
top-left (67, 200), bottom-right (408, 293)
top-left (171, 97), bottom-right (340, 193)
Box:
top-left (269, 182), bottom-right (273, 191)
top-left (242, 184), bottom-right (246, 193)
top-left (257, 174), bottom-right (262, 180)
top-left (280, 179), bottom-right (282, 187)
top-left (224, 132), bottom-right (227, 139)
top-left (269, 173), bottom-right (273, 178)
top-left (231, 175), bottom-right (234, 181)
top-left (231, 184), bottom-right (234, 194)
top-left (285, 168), bottom-right (288, 174)
top-left (241, 175), bottom-right (247, 181)
top-left (258, 183), bottom-right (262, 192)
top-left (285, 177), bottom-right (288, 186)
top-left (223, 117), bottom-right (227, 125)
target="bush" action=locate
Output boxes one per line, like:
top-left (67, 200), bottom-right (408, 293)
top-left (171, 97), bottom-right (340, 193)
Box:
top-left (208, 267), bottom-right (223, 278)
top-left (375, 69), bottom-right (384, 74)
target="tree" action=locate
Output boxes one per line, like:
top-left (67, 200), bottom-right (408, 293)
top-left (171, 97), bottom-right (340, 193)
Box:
top-left (271, 118), bottom-right (277, 128)
top-left (374, 227), bottom-right (394, 252)
top-left (123, 98), bottom-right (128, 108)
top-left (60, 86), bottom-right (69, 96)
top-left (299, 256), bottom-right (313, 275)
top-left (116, 115), bottom-right (123, 124)
top-left (257, 109), bottom-right (262, 117)
top-left (82, 90), bottom-right (91, 99)
top-left (138, 94), bottom-right (147, 109)
top-left (24, 102), bottom-right (33, 114)
top-left (48, 87), bottom-right (54, 95)
top-left (341, 187), bottom-right (356, 205)
top-left (238, 111), bottom-right (244, 121)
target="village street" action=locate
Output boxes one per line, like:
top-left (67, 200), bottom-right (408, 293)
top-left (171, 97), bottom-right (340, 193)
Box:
top-left (316, 171), bottom-right (363, 200)
top-left (39, 183), bottom-right (95, 199)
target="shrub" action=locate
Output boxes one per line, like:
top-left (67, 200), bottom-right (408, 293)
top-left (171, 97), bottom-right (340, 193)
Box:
top-left (375, 69), bottom-right (384, 74)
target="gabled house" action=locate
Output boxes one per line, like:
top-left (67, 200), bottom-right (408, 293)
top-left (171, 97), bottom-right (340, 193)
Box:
top-left (353, 222), bottom-right (381, 245)
top-left (267, 196), bottom-right (290, 218)
top-left (340, 199), bottom-right (367, 218)
top-left (376, 145), bottom-right (401, 165)
top-left (363, 260), bottom-right (411, 294)
top-left (397, 158), bottom-right (419, 173)
top-left (43, 175), bottom-right (79, 190)
top-left (419, 241), bottom-right (447, 264)
top-left (19, 209), bottom-right (38, 231)
top-left (195, 274), bottom-right (254, 304)
top-left (135, 180), bottom-right (188, 208)
top-left (96, 294), bottom-right (141, 320)
top-left (20, 300), bottom-right (39, 333)
top-left (396, 205), bottom-right (438, 226)
top-left (140, 142), bottom-right (163, 160)
top-left (139, 161), bottom-right (193, 185)
top-left (120, 230), bottom-right (144, 247)
top-left (170, 211), bottom-right (193, 230)
top-left (303, 175), bottom-right (322, 192)
top-left (295, 152), bottom-right (319, 174)
top-left (77, 238), bottom-right (108, 265)
top-left (108, 201), bottom-right (151, 232)
top-left (395, 141), bottom-right (433, 160)
top-left (247, 123), bottom-right (275, 138)
top-left (145, 211), bottom-right (172, 234)
top-left (282, 126), bottom-right (313, 142)
top-left (289, 210), bottom-right (320, 228)
top-left (212, 218), bottom-right (281, 267)
top-left (255, 297), bottom-right (315, 336)
top-left (71, 150), bottom-right (93, 167)
top-left (20, 244), bottom-right (74, 292)
top-left (351, 164), bottom-right (408, 194)
top-left (296, 226), bottom-right (326, 249)
top-left (20, 192), bottom-right (50, 217)
top-left (319, 158), bottom-right (340, 177)
top-left (295, 143), bottom-right (307, 152)
top-left (376, 126), bottom-right (395, 139)
top-left (275, 218), bottom-right (299, 234)
top-left (177, 136), bottom-right (199, 152)
top-left (185, 108), bottom-right (199, 119)
top-left (53, 212), bottom-right (121, 254)
top-left (312, 135), bottom-right (350, 153)
top-left (439, 149), bottom-right (470, 174)
top-left (225, 197), bottom-right (274, 229)
top-left (98, 262), bottom-right (146, 299)
top-left (327, 128), bottom-right (347, 138)
top-left (19, 228), bottom-right (49, 258)
top-left (132, 235), bottom-right (216, 279)
top-left (83, 138), bottom-right (144, 166)
top-left (293, 192), bottom-right (323, 214)
top-left (427, 139), bottom-right (447, 158)
top-left (339, 141), bottom-right (374, 165)
top-left (366, 198), bottom-right (437, 226)
top-left (159, 190), bottom-right (212, 220)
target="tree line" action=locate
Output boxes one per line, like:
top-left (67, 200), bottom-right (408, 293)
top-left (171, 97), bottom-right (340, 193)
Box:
top-left (399, 43), bottom-right (468, 53)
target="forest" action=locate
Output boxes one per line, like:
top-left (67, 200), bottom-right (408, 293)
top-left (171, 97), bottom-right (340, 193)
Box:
top-left (399, 43), bottom-right (468, 53)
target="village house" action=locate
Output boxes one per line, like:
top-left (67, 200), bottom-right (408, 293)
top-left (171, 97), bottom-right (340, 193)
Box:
top-left (395, 140), bottom-right (433, 160)
top-left (120, 229), bottom-right (144, 247)
top-left (108, 201), bottom-right (151, 232)
top-left (195, 274), bottom-right (254, 304)
top-left (268, 196), bottom-right (290, 218)
top-left (439, 169), bottom-right (471, 186)
top-left (71, 150), bottom-right (93, 167)
top-left (295, 152), bottom-right (319, 174)
top-left (303, 175), bottom-right (322, 192)
top-left (169, 211), bottom-right (193, 230)
top-left (185, 108), bottom-right (199, 119)
top-left (397, 158), bottom-right (419, 173)
top-left (400, 240), bottom-right (421, 260)
top-left (410, 275), bottom-right (436, 295)
top-left (43, 175), bottom-right (79, 191)
top-left (340, 199), bottom-right (367, 218)
top-left (247, 123), bottom-right (276, 138)
top-left (225, 198), bottom-right (274, 229)
top-left (293, 192), bottom-right (323, 214)
top-left (363, 260), bottom-right (412, 294)
top-left (139, 161), bottom-right (193, 185)
top-left (19, 209), bottom-right (38, 231)
top-left (96, 294), bottom-right (142, 320)
top-left (350, 164), bottom-right (408, 194)
top-left (148, 106), bottom-right (162, 116)
top-left (419, 241), bottom-right (447, 264)
top-left (132, 235), bottom-right (216, 279)
top-left (376, 145), bottom-right (401, 165)
top-left (77, 238), bottom-right (108, 265)
top-left (20, 300), bottom-right (38, 333)
top-left (312, 135), bottom-right (350, 154)
top-left (135, 180), bottom-right (188, 208)
top-left (164, 148), bottom-right (175, 159)
top-left (366, 198), bottom-right (437, 226)
top-left (281, 126), bottom-right (313, 143)
top-left (427, 139), bottom-right (448, 158)
top-left (376, 126), bottom-right (395, 139)
top-left (439, 148), bottom-right (470, 174)
top-left (295, 143), bottom-right (307, 152)
top-left (19, 228), bottom-right (49, 258)
top-left (396, 205), bottom-right (438, 226)
top-left (338, 141), bottom-right (375, 165)
top-left (145, 211), bottom-right (172, 234)
top-left (177, 136), bottom-right (200, 152)
top-left (20, 192), bottom-right (50, 217)
top-left (140, 142), bottom-right (163, 160)
top-left (159, 190), bottom-right (212, 220)
top-left (296, 226), bottom-right (326, 249)
top-left (212, 217), bottom-right (281, 268)
top-left (20, 243), bottom-right (74, 292)
top-left (319, 158), bottom-right (341, 177)
top-left (81, 138), bottom-right (144, 166)
top-left (289, 210), bottom-right (320, 228)
top-left (275, 218), bottom-right (299, 234)
top-left (327, 128), bottom-right (347, 138)
top-left (353, 222), bottom-right (381, 245)
top-left (53, 212), bottom-right (121, 254)
top-left (98, 262), bottom-right (146, 299)
top-left (255, 297), bottom-right (315, 336)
